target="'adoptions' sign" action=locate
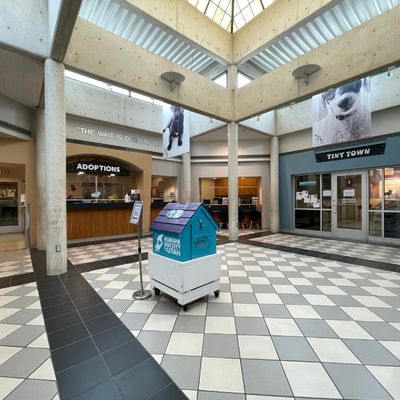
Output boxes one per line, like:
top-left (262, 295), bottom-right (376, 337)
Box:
top-left (315, 143), bottom-right (385, 162)
top-left (67, 161), bottom-right (130, 176)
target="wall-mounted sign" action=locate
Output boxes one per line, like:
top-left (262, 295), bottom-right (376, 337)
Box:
top-left (299, 181), bottom-right (317, 187)
top-left (67, 161), bottom-right (130, 176)
top-left (315, 143), bottom-right (385, 162)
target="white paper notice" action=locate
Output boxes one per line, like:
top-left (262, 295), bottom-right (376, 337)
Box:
top-left (313, 202), bottom-right (320, 208)
top-left (323, 190), bottom-right (332, 197)
top-left (296, 192), bottom-right (303, 200)
top-left (301, 190), bottom-right (308, 196)
top-left (343, 189), bottom-right (355, 197)
top-left (310, 195), bottom-right (318, 204)
top-left (304, 195), bottom-right (311, 203)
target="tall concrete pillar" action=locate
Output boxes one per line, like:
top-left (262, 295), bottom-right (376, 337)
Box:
top-left (44, 58), bottom-right (67, 275)
top-left (182, 151), bottom-right (191, 202)
top-left (35, 109), bottom-right (46, 250)
top-left (228, 122), bottom-right (239, 240)
top-left (227, 65), bottom-right (238, 241)
top-left (270, 135), bottom-right (280, 233)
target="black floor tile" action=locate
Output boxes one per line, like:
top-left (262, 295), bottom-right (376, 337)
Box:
top-left (42, 300), bottom-right (76, 320)
top-left (115, 358), bottom-right (172, 400)
top-left (70, 379), bottom-right (123, 400)
top-left (47, 323), bottom-right (89, 350)
top-left (45, 310), bottom-right (82, 334)
top-left (84, 312), bottom-right (122, 335)
top-left (36, 278), bottom-right (63, 291)
top-left (56, 355), bottom-right (111, 399)
top-left (39, 286), bottom-right (68, 300)
top-left (40, 292), bottom-right (71, 308)
top-left (92, 324), bottom-right (135, 353)
top-left (103, 340), bottom-right (150, 376)
top-left (73, 293), bottom-right (103, 310)
top-left (69, 285), bottom-right (97, 300)
top-left (0, 276), bottom-right (11, 289)
top-left (10, 272), bottom-right (35, 286)
top-left (79, 302), bottom-right (112, 322)
top-left (51, 337), bottom-right (99, 373)
top-left (147, 383), bottom-right (188, 400)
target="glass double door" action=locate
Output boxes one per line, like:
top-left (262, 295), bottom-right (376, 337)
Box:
top-left (332, 171), bottom-right (367, 240)
top-left (0, 180), bottom-right (22, 234)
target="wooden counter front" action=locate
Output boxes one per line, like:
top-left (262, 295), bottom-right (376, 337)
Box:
top-left (67, 202), bottom-right (137, 240)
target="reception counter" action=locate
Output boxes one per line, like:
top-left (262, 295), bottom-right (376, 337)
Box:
top-left (67, 201), bottom-right (137, 240)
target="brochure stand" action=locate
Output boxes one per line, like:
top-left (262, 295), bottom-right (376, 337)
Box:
top-left (130, 201), bottom-right (151, 300)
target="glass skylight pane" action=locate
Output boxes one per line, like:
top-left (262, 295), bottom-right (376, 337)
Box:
top-left (111, 85), bottom-right (129, 96)
top-left (242, 5), bottom-right (254, 21)
top-left (197, 0), bottom-right (208, 13)
top-left (221, 14), bottom-right (231, 29)
top-left (206, 2), bottom-right (218, 19)
top-left (214, 8), bottom-right (225, 24)
top-left (235, 12), bottom-right (246, 28)
top-left (219, 0), bottom-right (231, 12)
top-left (214, 73), bottom-right (227, 87)
top-left (65, 70), bottom-right (110, 90)
top-left (250, 1), bottom-right (262, 14)
top-left (238, 72), bottom-right (252, 87)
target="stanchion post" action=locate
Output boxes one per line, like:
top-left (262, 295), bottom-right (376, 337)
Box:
top-left (133, 203), bottom-right (151, 300)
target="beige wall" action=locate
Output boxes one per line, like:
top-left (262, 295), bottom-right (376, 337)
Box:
top-left (0, 138), bottom-right (37, 245)
top-left (66, 142), bottom-right (153, 232)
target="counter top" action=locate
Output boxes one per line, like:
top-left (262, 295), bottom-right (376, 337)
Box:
top-left (67, 201), bottom-right (134, 211)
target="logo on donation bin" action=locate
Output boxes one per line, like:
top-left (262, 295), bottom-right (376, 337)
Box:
top-left (155, 233), bottom-right (181, 257)
top-left (155, 234), bottom-right (163, 251)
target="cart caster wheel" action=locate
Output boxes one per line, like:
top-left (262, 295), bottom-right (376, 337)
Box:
top-left (183, 305), bottom-right (189, 312)
top-left (154, 288), bottom-right (160, 296)
top-left (214, 290), bottom-right (220, 298)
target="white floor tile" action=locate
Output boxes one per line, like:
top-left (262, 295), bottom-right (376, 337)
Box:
top-left (238, 335), bottom-right (278, 360)
top-left (0, 377), bottom-right (23, 399)
top-left (27, 333), bottom-right (49, 349)
top-left (205, 316), bottom-right (236, 334)
top-left (104, 281), bottom-right (129, 289)
top-left (142, 314), bottom-right (177, 331)
top-left (286, 305), bottom-right (321, 319)
top-left (246, 396), bottom-right (294, 400)
top-left (179, 302), bottom-right (207, 316)
top-left (29, 358), bottom-right (56, 380)
top-left (126, 301), bottom-right (157, 314)
top-left (362, 287), bottom-right (396, 297)
top-left (340, 307), bottom-right (383, 322)
top-left (367, 366), bottom-right (400, 400)
top-left (231, 284), bottom-right (253, 293)
top-left (208, 292), bottom-right (232, 303)
top-left (0, 308), bottom-right (19, 322)
top-left (282, 361), bottom-right (341, 399)
top-left (316, 286), bottom-right (347, 296)
top-left (0, 324), bottom-right (19, 340)
top-left (303, 294), bottom-right (335, 306)
top-left (0, 296), bottom-right (19, 307)
top-left (248, 277), bottom-right (270, 285)
top-left (328, 278), bottom-right (356, 287)
top-left (166, 332), bottom-right (203, 356)
top-left (380, 341), bottom-right (400, 359)
top-left (199, 357), bottom-right (244, 393)
top-left (272, 285), bottom-right (299, 294)
top-left (307, 338), bottom-right (360, 364)
top-left (288, 278), bottom-right (312, 286)
top-left (352, 296), bottom-right (391, 308)
top-left (326, 320), bottom-right (373, 340)
top-left (0, 346), bottom-right (22, 365)
top-left (264, 318), bottom-right (303, 337)
top-left (255, 293), bottom-right (282, 305)
top-left (233, 303), bottom-right (262, 317)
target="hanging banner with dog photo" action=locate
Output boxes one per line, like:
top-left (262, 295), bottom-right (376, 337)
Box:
top-left (312, 77), bottom-right (372, 147)
top-left (162, 104), bottom-right (190, 159)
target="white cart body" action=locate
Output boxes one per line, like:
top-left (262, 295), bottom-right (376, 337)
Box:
top-left (148, 251), bottom-right (222, 306)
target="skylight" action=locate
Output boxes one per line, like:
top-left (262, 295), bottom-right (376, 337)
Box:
top-left (187, 0), bottom-right (272, 33)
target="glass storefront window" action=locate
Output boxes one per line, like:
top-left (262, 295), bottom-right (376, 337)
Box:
top-left (384, 213), bottom-right (400, 239)
top-left (322, 211), bottom-right (331, 232)
top-left (369, 212), bottom-right (381, 237)
top-left (384, 167), bottom-right (400, 210)
top-left (322, 174), bottom-right (331, 209)
top-left (295, 210), bottom-right (320, 230)
top-left (369, 169), bottom-right (382, 210)
top-left (295, 175), bottom-right (320, 209)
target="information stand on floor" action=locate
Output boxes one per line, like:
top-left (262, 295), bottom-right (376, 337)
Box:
top-left (130, 201), bottom-right (151, 300)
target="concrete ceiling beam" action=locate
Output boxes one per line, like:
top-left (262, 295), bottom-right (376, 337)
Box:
top-left (65, 18), bottom-right (233, 121)
top-left (235, 6), bottom-right (400, 121)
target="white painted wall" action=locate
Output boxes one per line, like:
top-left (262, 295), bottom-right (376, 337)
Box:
top-left (191, 139), bottom-right (270, 157)
top-left (0, 94), bottom-right (31, 133)
top-left (240, 111), bottom-right (275, 134)
top-left (65, 79), bottom-right (163, 133)
top-left (189, 112), bottom-right (226, 137)
top-left (152, 158), bottom-right (181, 200)
top-left (0, 0), bottom-right (48, 57)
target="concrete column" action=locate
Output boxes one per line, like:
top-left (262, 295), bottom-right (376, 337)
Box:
top-left (35, 109), bottom-right (46, 250)
top-left (227, 65), bottom-right (238, 241)
top-left (270, 135), bottom-right (280, 233)
top-left (44, 58), bottom-right (67, 275)
top-left (182, 151), bottom-right (191, 202)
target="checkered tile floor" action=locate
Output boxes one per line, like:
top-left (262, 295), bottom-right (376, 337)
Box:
top-left (83, 242), bottom-right (400, 400)
top-left (67, 237), bottom-right (153, 265)
top-left (0, 283), bottom-right (58, 399)
top-left (0, 249), bottom-right (33, 278)
top-left (216, 229), bottom-right (267, 237)
top-left (251, 233), bottom-right (400, 265)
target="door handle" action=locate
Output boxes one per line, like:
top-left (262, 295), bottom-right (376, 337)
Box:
top-left (332, 204), bottom-right (337, 214)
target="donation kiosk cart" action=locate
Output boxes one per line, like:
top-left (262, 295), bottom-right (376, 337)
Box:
top-left (148, 202), bottom-right (221, 310)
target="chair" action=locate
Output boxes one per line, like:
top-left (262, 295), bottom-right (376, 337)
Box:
top-left (238, 207), bottom-right (245, 229)
top-left (219, 206), bottom-right (229, 229)
top-left (249, 208), bottom-right (261, 230)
